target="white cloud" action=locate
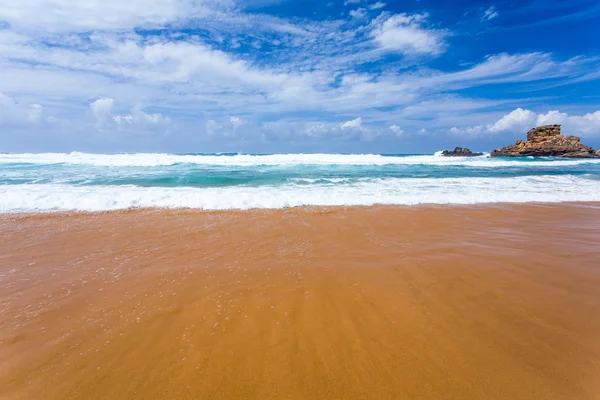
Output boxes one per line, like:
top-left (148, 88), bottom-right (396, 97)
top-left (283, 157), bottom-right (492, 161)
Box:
top-left (371, 13), bottom-right (446, 55)
top-left (412, 53), bottom-right (594, 90)
top-left (482, 6), bottom-right (499, 21)
top-left (90, 98), bottom-right (116, 126)
top-left (264, 118), bottom-right (400, 142)
top-left (200, 117), bottom-right (394, 143)
top-left (451, 108), bottom-right (600, 137)
top-left (389, 124), bottom-right (403, 135)
top-left (341, 117), bottom-right (363, 130)
top-left (2, 39), bottom-right (596, 141)
top-left (203, 116), bottom-right (247, 138)
top-left (0, 34), bottom-right (309, 97)
top-left (368, 2), bottom-right (386, 10)
top-left (349, 8), bottom-right (367, 19)
top-left (303, 123), bottom-right (330, 137)
top-left (114, 109), bottom-right (170, 126)
top-left (536, 110), bottom-right (600, 136)
top-left (488, 108), bottom-right (537, 133)
top-left (230, 116), bottom-right (244, 127)
top-left (344, 0), bottom-right (362, 5)
top-left (448, 125), bottom-right (486, 135)
top-left (0, 0), bottom-right (599, 150)
top-left (536, 110), bottom-right (567, 126)
top-left (89, 98), bottom-right (168, 130)
top-left (0, 0), bottom-right (225, 32)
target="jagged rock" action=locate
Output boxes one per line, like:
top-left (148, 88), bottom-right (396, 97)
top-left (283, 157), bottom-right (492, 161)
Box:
top-left (491, 125), bottom-right (600, 158)
top-left (441, 147), bottom-right (484, 157)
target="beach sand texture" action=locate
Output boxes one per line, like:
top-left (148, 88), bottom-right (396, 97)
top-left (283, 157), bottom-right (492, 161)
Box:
top-left (1, 204), bottom-right (600, 399)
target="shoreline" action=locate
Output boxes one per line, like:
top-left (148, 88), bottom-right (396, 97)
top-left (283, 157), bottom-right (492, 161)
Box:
top-left (2, 200), bottom-right (600, 218)
top-left (2, 203), bottom-right (600, 399)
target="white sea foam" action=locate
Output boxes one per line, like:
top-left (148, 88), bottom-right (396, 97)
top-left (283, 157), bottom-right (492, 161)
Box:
top-left (1, 176), bottom-right (599, 213)
top-left (1, 152), bottom-right (599, 167)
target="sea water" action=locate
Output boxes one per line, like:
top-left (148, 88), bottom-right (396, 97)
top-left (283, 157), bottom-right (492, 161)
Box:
top-left (1, 152), bottom-right (599, 212)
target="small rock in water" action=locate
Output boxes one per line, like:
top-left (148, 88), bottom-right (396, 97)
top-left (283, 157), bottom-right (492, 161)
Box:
top-left (441, 147), bottom-right (484, 157)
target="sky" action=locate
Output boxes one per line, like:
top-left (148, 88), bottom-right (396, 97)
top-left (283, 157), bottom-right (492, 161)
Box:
top-left (1, 0), bottom-right (600, 154)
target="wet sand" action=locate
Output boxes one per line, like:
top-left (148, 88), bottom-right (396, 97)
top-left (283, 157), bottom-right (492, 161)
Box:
top-left (1, 204), bottom-right (600, 399)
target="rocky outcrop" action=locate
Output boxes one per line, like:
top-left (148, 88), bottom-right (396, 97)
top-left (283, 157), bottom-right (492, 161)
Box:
top-left (441, 147), bottom-right (483, 157)
top-left (491, 125), bottom-right (599, 158)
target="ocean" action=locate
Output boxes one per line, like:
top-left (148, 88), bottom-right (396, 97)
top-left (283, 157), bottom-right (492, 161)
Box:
top-left (1, 152), bottom-right (600, 212)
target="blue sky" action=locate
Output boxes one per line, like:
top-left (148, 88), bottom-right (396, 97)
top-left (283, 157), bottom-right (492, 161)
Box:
top-left (1, 0), bottom-right (600, 153)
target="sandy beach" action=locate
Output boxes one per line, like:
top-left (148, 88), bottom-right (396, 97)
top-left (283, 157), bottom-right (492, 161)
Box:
top-left (1, 203), bottom-right (600, 399)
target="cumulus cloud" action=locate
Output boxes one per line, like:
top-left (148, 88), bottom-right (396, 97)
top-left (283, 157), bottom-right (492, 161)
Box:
top-left (349, 8), bottom-right (367, 19)
top-left (389, 124), bottom-right (403, 135)
top-left (90, 98), bottom-right (116, 126)
top-left (1, 0), bottom-right (599, 151)
top-left (488, 108), bottom-right (537, 133)
top-left (371, 13), bottom-right (446, 55)
top-left (89, 98), bottom-right (168, 130)
top-left (368, 2), bottom-right (386, 10)
top-left (536, 110), bottom-right (600, 136)
top-left (450, 108), bottom-right (600, 137)
top-left (0, 9), bottom-right (596, 125)
top-left (482, 6), bottom-right (499, 21)
top-left (341, 117), bottom-right (363, 130)
top-left (536, 110), bottom-right (568, 126)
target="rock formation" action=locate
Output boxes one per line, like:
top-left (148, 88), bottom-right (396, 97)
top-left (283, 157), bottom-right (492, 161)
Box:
top-left (441, 147), bottom-right (483, 157)
top-left (491, 125), bottom-right (599, 158)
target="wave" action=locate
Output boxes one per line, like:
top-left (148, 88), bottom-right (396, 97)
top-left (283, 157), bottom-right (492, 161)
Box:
top-left (1, 152), bottom-right (600, 168)
top-left (2, 175), bottom-right (599, 213)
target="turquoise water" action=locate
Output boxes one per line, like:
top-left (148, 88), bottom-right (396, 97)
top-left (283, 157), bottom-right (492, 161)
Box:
top-left (1, 152), bottom-right (599, 211)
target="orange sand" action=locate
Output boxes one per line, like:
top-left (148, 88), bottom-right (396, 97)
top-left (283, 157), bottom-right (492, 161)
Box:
top-left (1, 204), bottom-right (600, 399)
